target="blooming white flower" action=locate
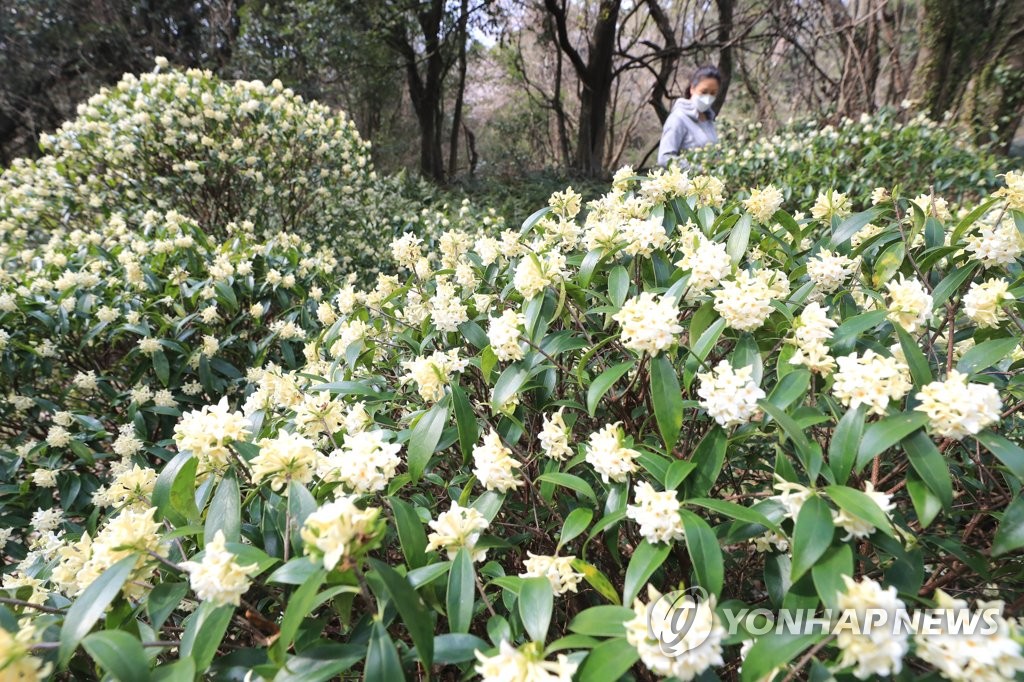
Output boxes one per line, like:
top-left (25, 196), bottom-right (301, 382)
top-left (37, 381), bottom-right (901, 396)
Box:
top-left (538, 408), bottom-right (572, 461)
top-left (251, 430), bottom-right (319, 492)
top-left (520, 553), bottom-right (584, 595)
top-left (625, 585), bottom-right (725, 680)
top-left (173, 397), bottom-right (250, 475)
top-left (300, 496), bottom-right (382, 571)
top-left (963, 278), bottom-right (1013, 328)
top-left (835, 576), bottom-right (909, 679)
top-left (743, 185), bottom-right (784, 223)
top-left (513, 251), bottom-right (564, 300)
top-left (472, 430), bottom-right (523, 493)
top-left (789, 302), bottom-right (837, 375)
top-left (475, 640), bottom-right (578, 681)
top-left (713, 270), bottom-right (777, 331)
top-left (832, 350), bottom-right (911, 416)
top-left (613, 292), bottom-right (683, 356)
top-left (180, 530), bottom-right (258, 607)
top-left (626, 481), bottom-right (685, 544)
top-left (319, 430), bottom-right (401, 494)
top-left (425, 501), bottom-right (490, 562)
top-left (965, 218), bottom-right (1023, 267)
top-left (885, 276), bottom-right (932, 333)
top-left (488, 309), bottom-right (526, 362)
top-left (914, 590), bottom-right (1024, 682)
top-left (697, 360), bottom-right (764, 427)
top-left (401, 349), bottom-right (467, 403)
top-left (807, 250), bottom-right (858, 294)
top-left (811, 190), bottom-right (852, 222)
top-left (585, 423), bottom-right (640, 483)
top-left (915, 371), bottom-right (1002, 439)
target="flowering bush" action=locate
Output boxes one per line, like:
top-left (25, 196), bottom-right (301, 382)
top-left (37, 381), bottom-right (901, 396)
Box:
top-left (685, 108), bottom-right (1020, 208)
top-left (2, 152), bottom-right (1024, 681)
top-left (0, 63), bottom-right (505, 277)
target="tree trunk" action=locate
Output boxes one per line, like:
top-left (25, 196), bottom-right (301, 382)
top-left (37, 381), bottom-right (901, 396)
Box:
top-left (713, 0), bottom-right (735, 115)
top-left (448, 0), bottom-right (470, 178)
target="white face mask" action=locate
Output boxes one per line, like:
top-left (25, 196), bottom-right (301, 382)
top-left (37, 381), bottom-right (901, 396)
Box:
top-left (694, 94), bottom-right (716, 112)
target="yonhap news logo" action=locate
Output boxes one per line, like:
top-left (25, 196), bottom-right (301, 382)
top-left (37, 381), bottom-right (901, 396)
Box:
top-left (645, 586), bottom-right (714, 655)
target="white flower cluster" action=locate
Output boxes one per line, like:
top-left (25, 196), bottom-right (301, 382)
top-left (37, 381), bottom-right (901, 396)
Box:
top-left (807, 249), bottom-right (858, 294)
top-left (915, 590), bottom-right (1024, 681)
top-left (538, 408), bottom-right (572, 460)
top-left (472, 430), bottom-right (523, 493)
top-left (475, 641), bottom-right (578, 682)
top-left (743, 184), bottom-right (784, 224)
top-left (488, 309), bottom-right (526, 361)
top-left (401, 349), bottom-right (467, 402)
top-left (886, 276), bottom-right (932, 333)
top-left (173, 398), bottom-right (251, 475)
top-left (318, 430), bottom-right (402, 494)
top-left (251, 430), bottom-right (319, 492)
top-left (520, 553), bottom-right (584, 595)
top-left (674, 227), bottom-right (732, 294)
top-left (425, 502), bottom-right (490, 562)
top-left (180, 530), bottom-right (258, 607)
top-left (513, 251), bottom-right (565, 300)
top-left (625, 586), bottom-right (725, 681)
top-left (789, 302), bottom-right (837, 375)
top-left (832, 350), bottom-right (911, 416)
top-left (613, 292), bottom-right (683, 356)
top-left (965, 217), bottom-right (1023, 267)
top-left (915, 371), bottom-right (1002, 439)
top-left (626, 481), bottom-right (685, 544)
top-left (300, 496), bottom-right (381, 571)
top-left (835, 576), bottom-right (909, 678)
top-left (585, 423), bottom-right (640, 483)
top-left (811, 190), bottom-right (852, 222)
top-left (697, 360), bottom-right (765, 427)
top-left (963, 278), bottom-right (1013, 328)
top-left (834, 483), bottom-right (894, 540)
top-left (713, 269), bottom-right (788, 331)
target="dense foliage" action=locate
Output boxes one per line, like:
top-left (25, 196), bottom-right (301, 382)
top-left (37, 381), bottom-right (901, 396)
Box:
top-left (684, 108), bottom-right (1021, 208)
top-left (2, 73), bottom-right (1024, 681)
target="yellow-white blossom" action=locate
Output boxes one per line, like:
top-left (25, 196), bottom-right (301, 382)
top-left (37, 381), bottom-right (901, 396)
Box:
top-left (832, 350), bottom-right (911, 416)
top-left (697, 360), bottom-right (765, 427)
top-left (585, 423), bottom-right (640, 483)
top-left (625, 585), bottom-right (725, 680)
top-left (885, 276), bottom-right (932, 333)
top-left (626, 481), bottom-right (685, 544)
top-left (488, 309), bottom-right (526, 362)
top-left (472, 430), bottom-right (522, 493)
top-left (300, 496), bottom-right (382, 571)
top-left (520, 553), bottom-right (584, 595)
top-left (835, 576), bottom-right (909, 679)
top-left (613, 292), bottom-right (683, 356)
top-left (963, 278), bottom-right (1013, 328)
top-left (180, 530), bottom-right (258, 607)
top-left (915, 371), bottom-right (1002, 439)
top-left (743, 184), bottom-right (784, 223)
top-left (538, 408), bottom-right (572, 461)
top-left (251, 430), bottom-right (319, 492)
top-left (425, 501), bottom-right (489, 562)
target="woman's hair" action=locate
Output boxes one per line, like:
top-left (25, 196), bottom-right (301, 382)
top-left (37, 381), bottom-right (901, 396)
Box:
top-left (684, 64), bottom-right (723, 99)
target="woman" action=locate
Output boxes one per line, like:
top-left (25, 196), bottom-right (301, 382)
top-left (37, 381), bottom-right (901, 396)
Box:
top-left (657, 65), bottom-right (722, 168)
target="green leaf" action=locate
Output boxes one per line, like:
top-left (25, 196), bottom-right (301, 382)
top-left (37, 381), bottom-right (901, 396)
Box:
top-left (758, 400), bottom-right (813, 462)
top-left (766, 369), bottom-right (810, 410)
top-left (519, 577), bottom-right (554, 642)
top-left (521, 205), bottom-right (551, 235)
top-left (492, 363), bottom-right (529, 409)
top-left (650, 355), bottom-right (684, 452)
top-left (365, 620), bottom-right (405, 682)
top-left (577, 638), bottom-right (640, 682)
top-left (831, 206), bottom-right (884, 247)
top-left (685, 498), bottom-right (780, 532)
top-left (829, 405), bottom-right (866, 485)
top-left (408, 396), bottom-right (451, 483)
top-left (895, 326), bottom-right (931, 386)
top-left (587, 361), bottom-right (635, 416)
top-left (147, 582), bottom-right (189, 631)
top-left (790, 495), bottom-right (834, 582)
top-left (931, 261), bottom-right (979, 309)
top-left (389, 497), bottom-right (428, 569)
top-left (957, 337), bottom-right (1020, 376)
top-left (811, 544), bottom-right (853, 610)
top-left (368, 559), bottom-right (434, 668)
top-left (570, 559), bottom-right (620, 604)
top-left (432, 633), bottom-right (490, 665)
top-left (831, 310), bottom-right (887, 352)
top-left (826, 485), bottom-right (895, 537)
top-left (180, 601), bottom-right (234, 673)
top-left (568, 606), bottom-right (634, 637)
top-left (727, 213), bottom-right (753, 265)
top-left (607, 265), bottom-right (630, 308)
top-left (59, 554), bottom-right (136, 667)
top-left (535, 472), bottom-right (597, 503)
top-left (623, 540), bottom-right (670, 604)
top-left (82, 631), bottom-right (150, 682)
top-left (992, 495), bottom-right (1024, 557)
top-left (688, 426), bottom-right (727, 497)
top-left (872, 241), bottom-right (905, 289)
top-left (151, 658), bottom-right (195, 682)
top-left (903, 430), bottom-right (953, 508)
top-left (268, 557), bottom-right (320, 585)
top-left (741, 632), bottom-right (827, 682)
top-left (680, 509), bottom-right (724, 596)
top-left (153, 451), bottom-right (200, 526)
top-left (205, 471), bottom-right (240, 543)
top-left (691, 318), bottom-right (726, 363)
top-left (558, 507), bottom-right (594, 549)
top-left (447, 548), bottom-right (475, 634)
top-left (907, 475), bottom-right (942, 528)
top-left (270, 568), bottom-right (327, 662)
top-left (452, 384), bottom-right (478, 465)
top-left (153, 350), bottom-right (170, 386)
top-left (975, 430), bottom-right (1024, 482)
top-left (287, 478), bottom-right (318, 552)
top-left (857, 412), bottom-right (929, 470)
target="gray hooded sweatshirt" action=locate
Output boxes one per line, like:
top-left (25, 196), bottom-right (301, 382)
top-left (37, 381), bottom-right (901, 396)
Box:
top-left (657, 98), bottom-right (718, 167)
